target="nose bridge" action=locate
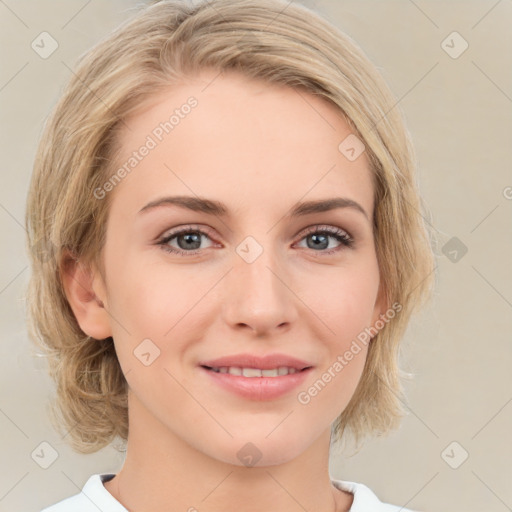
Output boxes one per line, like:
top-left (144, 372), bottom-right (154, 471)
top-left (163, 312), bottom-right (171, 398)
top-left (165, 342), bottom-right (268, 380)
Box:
top-left (222, 234), bottom-right (296, 333)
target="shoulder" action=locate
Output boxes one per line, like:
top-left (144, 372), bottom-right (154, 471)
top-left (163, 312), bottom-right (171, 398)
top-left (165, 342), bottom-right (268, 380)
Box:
top-left (40, 474), bottom-right (126, 512)
top-left (332, 479), bottom-right (420, 512)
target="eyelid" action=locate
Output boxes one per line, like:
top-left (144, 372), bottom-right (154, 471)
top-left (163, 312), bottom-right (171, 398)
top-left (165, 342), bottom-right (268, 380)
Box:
top-left (298, 223), bottom-right (352, 239)
top-left (158, 223), bottom-right (216, 240)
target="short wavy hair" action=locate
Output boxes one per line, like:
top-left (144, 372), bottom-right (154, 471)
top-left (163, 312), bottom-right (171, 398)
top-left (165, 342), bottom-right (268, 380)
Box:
top-left (25, 0), bottom-right (436, 454)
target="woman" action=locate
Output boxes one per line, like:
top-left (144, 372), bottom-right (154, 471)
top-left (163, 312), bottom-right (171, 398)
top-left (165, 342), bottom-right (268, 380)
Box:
top-left (26, 0), bottom-right (435, 510)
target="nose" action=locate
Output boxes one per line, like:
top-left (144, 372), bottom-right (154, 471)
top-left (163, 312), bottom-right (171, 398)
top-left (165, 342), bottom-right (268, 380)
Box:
top-left (222, 244), bottom-right (297, 336)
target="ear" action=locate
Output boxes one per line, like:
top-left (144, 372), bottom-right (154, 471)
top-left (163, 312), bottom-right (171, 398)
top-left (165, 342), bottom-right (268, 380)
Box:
top-left (60, 250), bottom-right (112, 340)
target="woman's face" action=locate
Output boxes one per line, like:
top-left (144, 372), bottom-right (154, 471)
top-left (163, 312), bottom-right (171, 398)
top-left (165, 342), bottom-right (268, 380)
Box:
top-left (95, 69), bottom-right (384, 466)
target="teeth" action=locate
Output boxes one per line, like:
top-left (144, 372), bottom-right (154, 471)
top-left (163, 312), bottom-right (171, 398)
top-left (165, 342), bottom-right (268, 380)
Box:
top-left (242, 367), bottom-right (262, 377)
top-left (209, 366), bottom-right (300, 377)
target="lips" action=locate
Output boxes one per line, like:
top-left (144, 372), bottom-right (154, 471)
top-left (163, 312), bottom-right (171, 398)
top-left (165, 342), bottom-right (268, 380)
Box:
top-left (198, 353), bottom-right (314, 401)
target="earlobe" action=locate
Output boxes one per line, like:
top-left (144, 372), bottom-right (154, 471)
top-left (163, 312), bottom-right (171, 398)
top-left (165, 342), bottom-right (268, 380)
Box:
top-left (60, 250), bottom-right (112, 340)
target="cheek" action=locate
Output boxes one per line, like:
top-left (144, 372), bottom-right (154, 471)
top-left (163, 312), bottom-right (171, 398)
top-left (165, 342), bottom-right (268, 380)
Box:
top-left (300, 259), bottom-right (380, 340)
top-left (104, 250), bottom-right (215, 376)
top-left (296, 339), bottom-right (369, 428)
top-left (105, 246), bottom-right (189, 332)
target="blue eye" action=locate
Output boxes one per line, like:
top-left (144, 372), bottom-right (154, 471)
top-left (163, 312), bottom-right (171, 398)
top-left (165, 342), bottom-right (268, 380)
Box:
top-left (157, 225), bottom-right (354, 257)
top-left (158, 227), bottom-right (215, 256)
top-left (295, 226), bottom-right (354, 255)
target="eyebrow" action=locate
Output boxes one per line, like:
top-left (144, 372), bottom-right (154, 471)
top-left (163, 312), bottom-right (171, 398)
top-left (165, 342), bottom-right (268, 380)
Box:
top-left (138, 195), bottom-right (369, 221)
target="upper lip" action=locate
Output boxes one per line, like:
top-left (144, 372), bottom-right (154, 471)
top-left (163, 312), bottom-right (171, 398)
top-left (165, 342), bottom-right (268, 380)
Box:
top-left (199, 353), bottom-right (313, 371)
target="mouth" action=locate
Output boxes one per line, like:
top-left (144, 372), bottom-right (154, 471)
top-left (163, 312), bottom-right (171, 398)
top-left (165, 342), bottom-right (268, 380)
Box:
top-left (198, 354), bottom-right (314, 401)
top-left (201, 365), bottom-right (311, 377)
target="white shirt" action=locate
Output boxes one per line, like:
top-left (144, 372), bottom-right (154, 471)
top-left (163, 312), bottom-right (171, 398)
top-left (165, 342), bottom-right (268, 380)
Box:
top-left (40, 473), bottom-right (418, 511)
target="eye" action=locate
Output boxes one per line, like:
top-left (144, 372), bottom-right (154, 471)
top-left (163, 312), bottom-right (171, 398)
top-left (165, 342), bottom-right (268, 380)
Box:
top-left (294, 225), bottom-right (354, 255)
top-left (157, 226), bottom-right (216, 256)
top-left (156, 224), bottom-right (354, 257)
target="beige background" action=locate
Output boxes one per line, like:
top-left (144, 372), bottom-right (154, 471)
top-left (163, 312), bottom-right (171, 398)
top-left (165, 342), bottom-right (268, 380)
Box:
top-left (1, 1), bottom-right (511, 511)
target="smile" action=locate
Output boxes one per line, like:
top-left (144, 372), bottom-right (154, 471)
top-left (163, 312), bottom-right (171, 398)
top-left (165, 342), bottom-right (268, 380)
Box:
top-left (204, 366), bottom-right (305, 377)
top-left (200, 364), bottom-right (313, 401)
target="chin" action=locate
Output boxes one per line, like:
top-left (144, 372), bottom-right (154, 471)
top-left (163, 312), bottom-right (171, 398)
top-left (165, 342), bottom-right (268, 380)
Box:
top-left (205, 429), bottom-right (313, 468)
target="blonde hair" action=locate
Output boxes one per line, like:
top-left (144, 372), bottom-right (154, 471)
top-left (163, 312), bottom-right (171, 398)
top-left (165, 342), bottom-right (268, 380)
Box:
top-left (25, 0), bottom-right (435, 454)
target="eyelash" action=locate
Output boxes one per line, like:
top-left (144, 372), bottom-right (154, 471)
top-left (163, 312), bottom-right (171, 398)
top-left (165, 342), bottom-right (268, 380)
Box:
top-left (156, 224), bottom-right (354, 257)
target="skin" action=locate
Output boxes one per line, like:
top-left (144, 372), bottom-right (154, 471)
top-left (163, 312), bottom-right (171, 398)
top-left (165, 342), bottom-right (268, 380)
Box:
top-left (63, 69), bottom-right (387, 512)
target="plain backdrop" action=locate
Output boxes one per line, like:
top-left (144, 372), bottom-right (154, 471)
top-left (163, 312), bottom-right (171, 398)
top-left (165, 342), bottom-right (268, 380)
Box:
top-left (1, 1), bottom-right (511, 511)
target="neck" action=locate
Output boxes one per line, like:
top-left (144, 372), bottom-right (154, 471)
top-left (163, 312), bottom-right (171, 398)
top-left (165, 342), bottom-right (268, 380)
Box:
top-left (104, 391), bottom-right (353, 512)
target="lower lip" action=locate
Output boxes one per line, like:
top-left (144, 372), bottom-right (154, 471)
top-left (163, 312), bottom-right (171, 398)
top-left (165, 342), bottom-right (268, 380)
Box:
top-left (200, 366), bottom-right (312, 401)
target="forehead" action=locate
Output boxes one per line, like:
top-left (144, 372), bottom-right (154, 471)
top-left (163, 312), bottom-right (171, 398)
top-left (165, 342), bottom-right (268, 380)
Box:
top-left (110, 69), bottom-right (374, 220)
